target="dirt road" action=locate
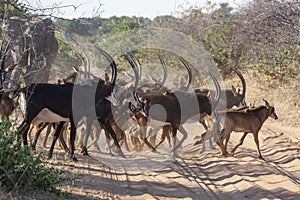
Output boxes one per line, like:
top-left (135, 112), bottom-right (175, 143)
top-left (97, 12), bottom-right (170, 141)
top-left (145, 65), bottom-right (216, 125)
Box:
top-left (33, 119), bottom-right (299, 200)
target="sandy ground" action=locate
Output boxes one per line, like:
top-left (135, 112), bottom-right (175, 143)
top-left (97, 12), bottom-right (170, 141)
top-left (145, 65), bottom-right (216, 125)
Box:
top-left (17, 117), bottom-right (299, 200)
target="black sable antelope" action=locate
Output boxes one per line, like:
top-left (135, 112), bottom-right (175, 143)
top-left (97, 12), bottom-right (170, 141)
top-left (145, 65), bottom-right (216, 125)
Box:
top-left (195, 68), bottom-right (246, 112)
top-left (124, 53), bottom-right (193, 151)
top-left (130, 71), bottom-right (221, 156)
top-left (17, 48), bottom-right (137, 161)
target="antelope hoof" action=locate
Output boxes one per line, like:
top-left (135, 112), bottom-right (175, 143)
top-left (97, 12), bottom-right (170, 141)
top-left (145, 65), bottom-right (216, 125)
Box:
top-left (118, 152), bottom-right (125, 158)
top-left (221, 152), bottom-right (230, 157)
top-left (47, 154), bottom-right (53, 160)
top-left (72, 156), bottom-right (78, 162)
top-left (116, 148), bottom-right (125, 158)
top-left (82, 147), bottom-right (89, 156)
top-left (258, 155), bottom-right (265, 160)
top-left (66, 149), bottom-right (71, 155)
top-left (83, 152), bottom-right (89, 156)
top-left (31, 145), bottom-right (36, 150)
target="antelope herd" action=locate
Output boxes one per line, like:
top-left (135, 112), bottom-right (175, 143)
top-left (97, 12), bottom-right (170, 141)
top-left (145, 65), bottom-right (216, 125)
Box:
top-left (0, 40), bottom-right (278, 161)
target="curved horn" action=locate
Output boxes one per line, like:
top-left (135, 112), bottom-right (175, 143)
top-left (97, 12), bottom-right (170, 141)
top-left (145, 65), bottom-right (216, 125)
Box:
top-left (128, 51), bottom-right (142, 81)
top-left (233, 68), bottom-right (246, 98)
top-left (123, 53), bottom-right (139, 90)
top-left (96, 47), bottom-right (117, 85)
top-left (82, 51), bottom-right (91, 81)
top-left (210, 73), bottom-right (221, 104)
top-left (178, 56), bottom-right (192, 90)
top-left (158, 54), bottom-right (168, 85)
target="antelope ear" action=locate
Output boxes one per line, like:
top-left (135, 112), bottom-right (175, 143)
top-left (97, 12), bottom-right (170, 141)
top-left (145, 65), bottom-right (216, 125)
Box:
top-left (207, 91), bottom-right (211, 99)
top-left (263, 99), bottom-right (270, 107)
top-left (231, 85), bottom-right (238, 96)
top-left (104, 73), bottom-right (110, 83)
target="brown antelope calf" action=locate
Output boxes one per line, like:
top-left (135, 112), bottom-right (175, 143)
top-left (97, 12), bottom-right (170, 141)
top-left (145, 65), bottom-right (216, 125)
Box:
top-left (194, 104), bottom-right (256, 153)
top-left (217, 99), bottom-right (278, 159)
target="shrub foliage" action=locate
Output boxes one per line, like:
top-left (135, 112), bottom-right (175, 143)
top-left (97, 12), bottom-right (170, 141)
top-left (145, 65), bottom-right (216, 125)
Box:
top-left (0, 119), bottom-right (67, 195)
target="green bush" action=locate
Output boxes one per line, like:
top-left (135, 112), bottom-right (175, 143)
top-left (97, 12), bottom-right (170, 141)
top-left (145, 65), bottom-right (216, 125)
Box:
top-left (0, 119), bottom-right (68, 195)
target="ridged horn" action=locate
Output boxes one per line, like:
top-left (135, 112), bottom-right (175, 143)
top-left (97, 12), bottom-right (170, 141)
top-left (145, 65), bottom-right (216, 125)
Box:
top-left (232, 68), bottom-right (246, 98)
top-left (209, 73), bottom-right (221, 104)
top-left (127, 50), bottom-right (141, 81)
top-left (158, 54), bottom-right (168, 85)
top-left (178, 56), bottom-right (192, 90)
top-left (123, 53), bottom-right (139, 91)
top-left (96, 47), bottom-right (117, 85)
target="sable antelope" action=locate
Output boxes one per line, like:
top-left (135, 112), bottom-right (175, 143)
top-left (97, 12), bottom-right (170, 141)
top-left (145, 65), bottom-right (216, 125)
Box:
top-left (130, 72), bottom-right (221, 156)
top-left (126, 53), bottom-right (193, 152)
top-left (195, 68), bottom-right (246, 110)
top-left (126, 53), bottom-right (169, 150)
top-left (76, 105), bottom-right (132, 154)
top-left (216, 99), bottom-right (278, 159)
top-left (194, 68), bottom-right (247, 150)
top-left (17, 47), bottom-right (129, 161)
top-left (74, 51), bottom-right (142, 154)
top-left (30, 67), bottom-right (86, 151)
top-left (0, 39), bottom-right (20, 122)
top-left (194, 104), bottom-right (255, 153)
top-left (101, 52), bottom-right (170, 152)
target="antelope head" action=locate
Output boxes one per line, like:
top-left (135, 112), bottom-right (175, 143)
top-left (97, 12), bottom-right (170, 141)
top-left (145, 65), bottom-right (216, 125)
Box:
top-left (263, 99), bottom-right (278, 120)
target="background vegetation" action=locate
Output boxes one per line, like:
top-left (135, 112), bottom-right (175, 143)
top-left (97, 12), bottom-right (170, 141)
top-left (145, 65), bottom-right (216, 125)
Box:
top-left (53, 0), bottom-right (299, 86)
